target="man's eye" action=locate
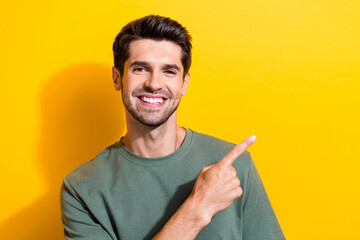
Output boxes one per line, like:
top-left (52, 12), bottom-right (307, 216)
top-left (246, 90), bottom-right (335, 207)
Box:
top-left (133, 67), bottom-right (146, 72)
top-left (164, 70), bottom-right (176, 75)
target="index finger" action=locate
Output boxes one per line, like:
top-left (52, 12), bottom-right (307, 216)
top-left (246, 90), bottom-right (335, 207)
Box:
top-left (218, 135), bottom-right (257, 166)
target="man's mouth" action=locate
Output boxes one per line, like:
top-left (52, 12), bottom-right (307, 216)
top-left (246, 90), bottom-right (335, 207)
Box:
top-left (138, 96), bottom-right (167, 106)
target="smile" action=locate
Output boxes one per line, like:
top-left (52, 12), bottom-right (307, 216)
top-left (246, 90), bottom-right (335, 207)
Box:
top-left (140, 96), bottom-right (164, 104)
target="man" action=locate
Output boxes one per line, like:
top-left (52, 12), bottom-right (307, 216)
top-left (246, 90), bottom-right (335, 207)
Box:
top-left (60, 15), bottom-right (284, 239)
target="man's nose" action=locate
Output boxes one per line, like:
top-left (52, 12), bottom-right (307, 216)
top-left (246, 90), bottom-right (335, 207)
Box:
top-left (144, 72), bottom-right (162, 91)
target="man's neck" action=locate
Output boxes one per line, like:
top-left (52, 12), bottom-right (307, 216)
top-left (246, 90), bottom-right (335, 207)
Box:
top-left (122, 113), bottom-right (186, 158)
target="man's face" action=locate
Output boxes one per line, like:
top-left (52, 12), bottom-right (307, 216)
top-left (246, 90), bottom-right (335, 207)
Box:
top-left (113, 39), bottom-right (190, 127)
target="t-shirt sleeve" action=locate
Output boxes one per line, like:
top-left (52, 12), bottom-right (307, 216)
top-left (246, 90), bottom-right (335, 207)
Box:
top-left (60, 178), bottom-right (113, 240)
top-left (242, 154), bottom-right (285, 239)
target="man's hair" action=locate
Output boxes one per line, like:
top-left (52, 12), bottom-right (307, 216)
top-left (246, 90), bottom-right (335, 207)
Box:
top-left (112, 15), bottom-right (192, 78)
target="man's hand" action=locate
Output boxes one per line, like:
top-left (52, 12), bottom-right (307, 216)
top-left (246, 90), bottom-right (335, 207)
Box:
top-left (188, 135), bottom-right (257, 223)
top-left (153, 135), bottom-right (256, 240)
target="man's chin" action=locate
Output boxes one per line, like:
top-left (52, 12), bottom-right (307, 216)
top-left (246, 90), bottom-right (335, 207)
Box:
top-left (134, 117), bottom-right (169, 128)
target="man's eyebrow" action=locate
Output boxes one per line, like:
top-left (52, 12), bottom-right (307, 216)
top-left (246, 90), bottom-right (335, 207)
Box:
top-left (163, 64), bottom-right (180, 71)
top-left (129, 61), bottom-right (180, 71)
top-left (129, 61), bottom-right (149, 67)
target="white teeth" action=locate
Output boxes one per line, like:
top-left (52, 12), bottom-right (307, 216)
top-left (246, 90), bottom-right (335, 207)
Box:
top-left (141, 96), bottom-right (164, 104)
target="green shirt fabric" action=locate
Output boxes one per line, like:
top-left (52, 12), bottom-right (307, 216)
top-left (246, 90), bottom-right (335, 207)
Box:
top-left (61, 129), bottom-right (285, 239)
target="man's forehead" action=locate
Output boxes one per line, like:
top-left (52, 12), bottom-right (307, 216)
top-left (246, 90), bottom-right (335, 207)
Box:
top-left (127, 39), bottom-right (183, 63)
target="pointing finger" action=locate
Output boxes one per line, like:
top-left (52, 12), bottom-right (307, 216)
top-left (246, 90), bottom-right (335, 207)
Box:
top-left (218, 135), bottom-right (256, 167)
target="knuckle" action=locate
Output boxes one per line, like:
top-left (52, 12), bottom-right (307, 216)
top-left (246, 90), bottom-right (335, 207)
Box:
top-left (216, 163), bottom-right (226, 170)
top-left (236, 187), bottom-right (243, 197)
top-left (234, 177), bottom-right (240, 186)
top-left (231, 167), bottom-right (237, 177)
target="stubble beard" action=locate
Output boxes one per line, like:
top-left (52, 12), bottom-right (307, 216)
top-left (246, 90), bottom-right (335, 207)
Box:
top-left (121, 88), bottom-right (181, 127)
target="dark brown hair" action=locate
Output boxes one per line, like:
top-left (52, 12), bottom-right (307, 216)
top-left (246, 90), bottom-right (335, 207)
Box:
top-left (112, 15), bottom-right (192, 78)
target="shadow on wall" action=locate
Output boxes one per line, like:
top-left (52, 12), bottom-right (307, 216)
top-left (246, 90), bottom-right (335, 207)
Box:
top-left (0, 63), bottom-right (125, 239)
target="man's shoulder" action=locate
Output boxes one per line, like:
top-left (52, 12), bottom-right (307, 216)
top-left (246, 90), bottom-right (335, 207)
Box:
top-left (189, 129), bottom-right (252, 166)
top-left (63, 143), bottom-right (119, 189)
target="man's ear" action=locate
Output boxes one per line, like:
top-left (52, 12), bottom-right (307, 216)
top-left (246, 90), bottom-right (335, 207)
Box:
top-left (181, 72), bottom-right (190, 96)
top-left (112, 67), bottom-right (121, 91)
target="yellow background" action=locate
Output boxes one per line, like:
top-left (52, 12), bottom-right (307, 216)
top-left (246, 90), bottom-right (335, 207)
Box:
top-left (1, 0), bottom-right (359, 239)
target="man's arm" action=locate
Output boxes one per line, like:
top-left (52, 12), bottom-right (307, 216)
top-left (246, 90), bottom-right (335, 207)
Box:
top-left (153, 136), bottom-right (257, 240)
top-left (61, 179), bottom-right (113, 240)
top-left (242, 154), bottom-right (285, 239)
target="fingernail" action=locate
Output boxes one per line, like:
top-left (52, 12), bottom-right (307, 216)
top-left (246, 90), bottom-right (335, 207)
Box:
top-left (250, 135), bottom-right (257, 142)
